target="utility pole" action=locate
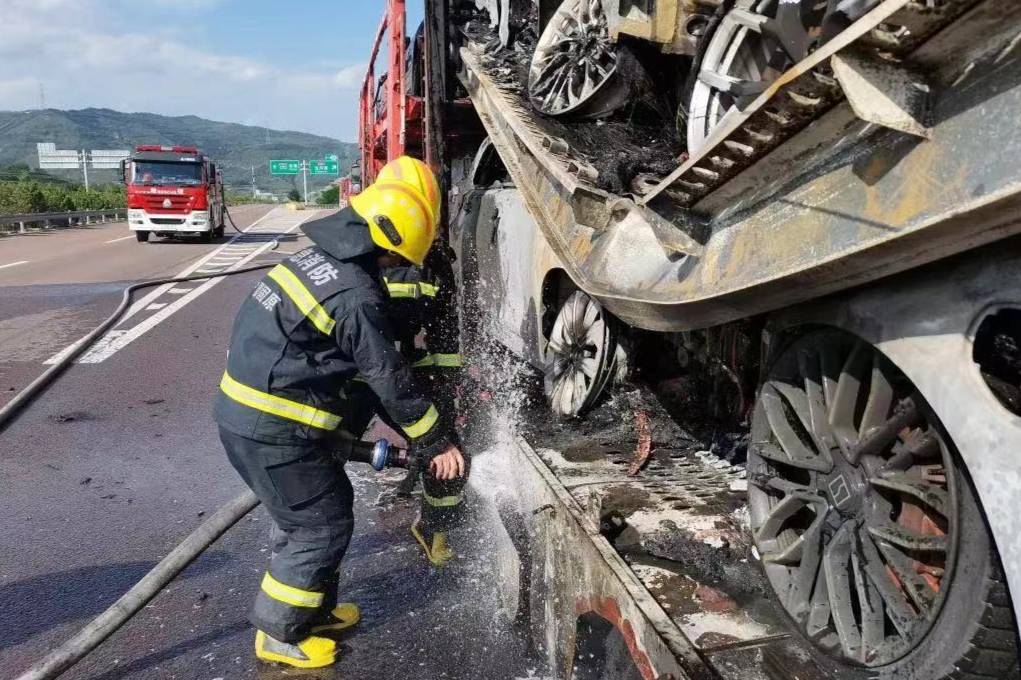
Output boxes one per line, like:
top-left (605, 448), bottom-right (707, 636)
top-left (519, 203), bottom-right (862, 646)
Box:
top-left (81, 150), bottom-right (90, 192)
top-left (251, 165), bottom-right (257, 198)
top-left (302, 160), bottom-right (309, 206)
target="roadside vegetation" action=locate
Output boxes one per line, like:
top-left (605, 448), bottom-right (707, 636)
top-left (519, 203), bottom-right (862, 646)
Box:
top-left (317, 185), bottom-right (340, 205)
top-left (0, 164), bottom-right (124, 215)
top-left (224, 191), bottom-right (276, 206)
top-left (0, 165), bottom-right (279, 215)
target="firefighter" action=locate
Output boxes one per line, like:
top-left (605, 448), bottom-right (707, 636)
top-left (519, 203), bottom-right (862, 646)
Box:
top-left (344, 260), bottom-right (467, 566)
top-left (213, 156), bottom-right (465, 669)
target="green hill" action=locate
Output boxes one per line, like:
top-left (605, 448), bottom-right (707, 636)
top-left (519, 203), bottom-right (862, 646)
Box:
top-left (0, 108), bottom-right (357, 196)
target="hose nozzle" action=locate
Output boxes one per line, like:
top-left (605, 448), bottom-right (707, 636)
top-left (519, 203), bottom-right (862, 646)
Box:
top-left (340, 438), bottom-right (414, 471)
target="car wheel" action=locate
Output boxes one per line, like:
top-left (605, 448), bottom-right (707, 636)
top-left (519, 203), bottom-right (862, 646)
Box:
top-left (135, 230), bottom-right (149, 243)
top-left (543, 290), bottom-right (619, 417)
top-left (747, 328), bottom-right (1019, 679)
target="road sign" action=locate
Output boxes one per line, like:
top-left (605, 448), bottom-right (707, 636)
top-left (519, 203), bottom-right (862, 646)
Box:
top-left (37, 143), bottom-right (81, 170)
top-left (325, 153), bottom-right (339, 162)
top-left (270, 160), bottom-right (301, 175)
top-left (90, 149), bottom-right (130, 170)
top-left (309, 160), bottom-right (339, 176)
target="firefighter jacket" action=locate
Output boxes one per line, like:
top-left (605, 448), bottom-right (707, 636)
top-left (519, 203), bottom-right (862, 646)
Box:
top-left (382, 265), bottom-right (461, 370)
top-left (213, 207), bottom-right (450, 455)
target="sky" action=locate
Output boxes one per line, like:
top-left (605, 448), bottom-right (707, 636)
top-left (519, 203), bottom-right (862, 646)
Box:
top-left (0, 0), bottom-right (424, 141)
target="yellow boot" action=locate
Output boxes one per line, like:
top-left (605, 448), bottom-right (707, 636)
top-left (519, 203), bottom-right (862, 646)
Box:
top-left (411, 518), bottom-right (454, 567)
top-left (311, 602), bottom-right (361, 634)
top-left (255, 630), bottom-right (336, 668)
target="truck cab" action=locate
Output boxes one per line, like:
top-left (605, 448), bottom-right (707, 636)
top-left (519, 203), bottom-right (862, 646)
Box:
top-left (123, 145), bottom-right (226, 243)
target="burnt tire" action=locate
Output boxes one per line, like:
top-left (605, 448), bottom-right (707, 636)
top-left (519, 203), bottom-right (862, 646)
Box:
top-left (747, 329), bottom-right (1018, 679)
top-left (543, 291), bottom-right (618, 417)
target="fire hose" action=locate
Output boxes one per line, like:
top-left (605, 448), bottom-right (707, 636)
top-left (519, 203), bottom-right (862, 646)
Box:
top-left (7, 208), bottom-right (413, 680)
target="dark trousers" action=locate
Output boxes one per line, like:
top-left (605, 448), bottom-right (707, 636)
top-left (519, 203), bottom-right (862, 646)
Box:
top-left (219, 426), bottom-right (354, 643)
top-left (344, 374), bottom-right (470, 531)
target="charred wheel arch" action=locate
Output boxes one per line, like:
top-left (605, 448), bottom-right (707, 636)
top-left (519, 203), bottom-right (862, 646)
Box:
top-left (973, 307), bottom-right (1021, 417)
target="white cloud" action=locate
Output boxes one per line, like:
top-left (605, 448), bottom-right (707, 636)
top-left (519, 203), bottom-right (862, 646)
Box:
top-left (335, 64), bottom-right (367, 89)
top-left (0, 0), bottom-right (362, 139)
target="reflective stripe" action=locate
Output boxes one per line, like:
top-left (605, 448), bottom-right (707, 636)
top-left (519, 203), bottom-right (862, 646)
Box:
top-left (220, 372), bottom-right (342, 430)
top-left (268, 265), bottom-right (335, 335)
top-left (423, 490), bottom-right (463, 508)
top-left (384, 278), bottom-right (438, 299)
top-left (261, 572), bottom-right (324, 608)
top-left (412, 353), bottom-right (462, 368)
top-left (385, 280), bottom-right (419, 298)
top-left (402, 404), bottom-right (439, 439)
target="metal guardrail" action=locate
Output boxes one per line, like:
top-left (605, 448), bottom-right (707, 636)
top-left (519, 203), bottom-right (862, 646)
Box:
top-left (0, 209), bottom-right (128, 234)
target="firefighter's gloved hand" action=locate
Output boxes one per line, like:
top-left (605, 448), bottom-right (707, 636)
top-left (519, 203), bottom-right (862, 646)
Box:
top-left (429, 443), bottom-right (465, 480)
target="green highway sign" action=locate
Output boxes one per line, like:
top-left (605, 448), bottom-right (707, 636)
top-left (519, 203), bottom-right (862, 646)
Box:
top-left (270, 160), bottom-right (301, 175)
top-left (325, 153), bottom-right (339, 162)
top-left (309, 160), bottom-right (339, 176)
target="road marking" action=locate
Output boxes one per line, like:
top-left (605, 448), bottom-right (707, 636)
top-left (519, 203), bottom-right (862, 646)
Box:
top-left (168, 288), bottom-right (192, 295)
top-left (0, 260), bottom-right (29, 270)
top-left (105, 235), bottom-right (136, 244)
top-left (145, 303), bottom-right (167, 311)
top-left (78, 225), bottom-right (311, 364)
top-left (41, 209), bottom-right (283, 365)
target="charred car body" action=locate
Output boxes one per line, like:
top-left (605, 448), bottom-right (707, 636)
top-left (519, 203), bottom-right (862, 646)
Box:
top-left (368, 0), bottom-right (1021, 678)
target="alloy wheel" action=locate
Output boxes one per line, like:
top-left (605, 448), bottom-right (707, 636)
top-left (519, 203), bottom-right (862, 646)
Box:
top-left (748, 330), bottom-right (959, 667)
top-left (686, 0), bottom-right (831, 153)
top-left (544, 291), bottom-right (617, 416)
top-left (528, 0), bottom-right (629, 118)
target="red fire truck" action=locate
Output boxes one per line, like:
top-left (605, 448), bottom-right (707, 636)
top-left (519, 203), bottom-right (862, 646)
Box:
top-left (122, 145), bottom-right (226, 243)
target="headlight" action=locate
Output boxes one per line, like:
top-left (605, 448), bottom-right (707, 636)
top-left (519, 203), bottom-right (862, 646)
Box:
top-left (128, 209), bottom-right (144, 219)
top-left (192, 213), bottom-right (208, 223)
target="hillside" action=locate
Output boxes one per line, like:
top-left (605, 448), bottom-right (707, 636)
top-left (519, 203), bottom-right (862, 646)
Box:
top-left (0, 108), bottom-right (357, 195)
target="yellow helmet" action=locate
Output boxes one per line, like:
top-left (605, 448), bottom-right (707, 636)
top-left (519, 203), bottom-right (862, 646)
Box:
top-left (350, 156), bottom-right (441, 266)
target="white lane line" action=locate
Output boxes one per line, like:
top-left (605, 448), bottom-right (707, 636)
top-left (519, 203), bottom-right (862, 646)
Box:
top-left (168, 288), bottom-right (192, 295)
top-left (0, 260), bottom-right (29, 270)
top-left (78, 215), bottom-right (313, 364)
top-left (145, 303), bottom-right (167, 311)
top-left (44, 208), bottom-right (281, 366)
top-left (105, 235), bottom-right (135, 244)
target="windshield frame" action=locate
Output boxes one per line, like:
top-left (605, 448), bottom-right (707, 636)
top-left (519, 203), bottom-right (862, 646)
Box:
top-left (130, 160), bottom-right (205, 187)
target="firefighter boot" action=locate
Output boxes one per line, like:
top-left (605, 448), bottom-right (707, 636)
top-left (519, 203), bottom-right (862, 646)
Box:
top-left (255, 631), bottom-right (337, 669)
top-left (311, 602), bottom-right (361, 635)
top-left (411, 518), bottom-right (453, 567)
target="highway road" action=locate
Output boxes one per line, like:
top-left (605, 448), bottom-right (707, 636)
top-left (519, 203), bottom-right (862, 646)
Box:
top-left (0, 207), bottom-right (540, 679)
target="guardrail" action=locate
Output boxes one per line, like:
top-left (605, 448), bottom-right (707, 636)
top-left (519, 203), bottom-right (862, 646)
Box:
top-left (0, 209), bottom-right (128, 234)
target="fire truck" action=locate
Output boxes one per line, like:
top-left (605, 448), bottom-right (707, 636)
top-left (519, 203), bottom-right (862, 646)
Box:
top-left (121, 145), bottom-right (226, 243)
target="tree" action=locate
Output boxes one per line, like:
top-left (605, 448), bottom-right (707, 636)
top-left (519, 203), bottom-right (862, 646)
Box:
top-left (287, 189), bottom-right (302, 202)
top-left (317, 186), bottom-right (339, 205)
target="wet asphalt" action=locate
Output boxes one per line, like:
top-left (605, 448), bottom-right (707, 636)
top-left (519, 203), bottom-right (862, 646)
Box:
top-left (0, 213), bottom-right (542, 679)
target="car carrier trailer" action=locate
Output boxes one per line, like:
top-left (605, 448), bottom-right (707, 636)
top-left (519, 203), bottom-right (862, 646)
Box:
top-left (363, 0), bottom-right (1021, 678)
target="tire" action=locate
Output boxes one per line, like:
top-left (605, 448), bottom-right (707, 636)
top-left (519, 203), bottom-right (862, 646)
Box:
top-left (543, 291), bottom-right (619, 417)
top-left (199, 230), bottom-right (213, 244)
top-left (747, 329), bottom-right (1019, 679)
top-left (135, 230), bottom-right (149, 243)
